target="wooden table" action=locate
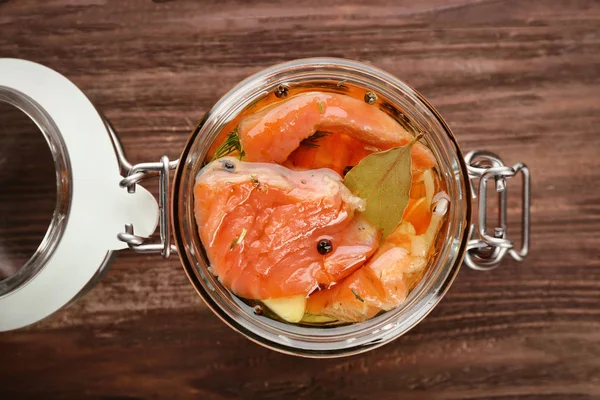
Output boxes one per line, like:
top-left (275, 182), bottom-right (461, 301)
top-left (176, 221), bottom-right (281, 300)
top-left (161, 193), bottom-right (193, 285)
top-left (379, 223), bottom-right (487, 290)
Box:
top-left (1, 1), bottom-right (599, 399)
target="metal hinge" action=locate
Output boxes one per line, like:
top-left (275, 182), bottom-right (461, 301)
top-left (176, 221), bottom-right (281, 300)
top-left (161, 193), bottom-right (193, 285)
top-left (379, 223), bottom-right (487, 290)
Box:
top-left (463, 150), bottom-right (531, 271)
top-left (116, 156), bottom-right (179, 258)
top-left (105, 119), bottom-right (178, 258)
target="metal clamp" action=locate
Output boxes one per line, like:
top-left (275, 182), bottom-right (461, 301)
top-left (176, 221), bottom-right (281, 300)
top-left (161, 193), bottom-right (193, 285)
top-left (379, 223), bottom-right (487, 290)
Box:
top-left (105, 119), bottom-right (179, 258)
top-left (103, 118), bottom-right (179, 258)
top-left (116, 156), bottom-right (179, 258)
top-left (463, 150), bottom-right (531, 271)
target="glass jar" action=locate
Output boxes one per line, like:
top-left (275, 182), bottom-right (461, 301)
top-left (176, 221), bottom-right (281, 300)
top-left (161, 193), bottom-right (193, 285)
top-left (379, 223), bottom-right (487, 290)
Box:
top-left (0, 58), bottom-right (530, 358)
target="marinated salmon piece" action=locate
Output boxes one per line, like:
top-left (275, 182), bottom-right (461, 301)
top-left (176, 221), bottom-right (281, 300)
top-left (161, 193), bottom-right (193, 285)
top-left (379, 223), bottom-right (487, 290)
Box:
top-left (238, 92), bottom-right (436, 173)
top-left (194, 157), bottom-right (380, 300)
top-left (305, 266), bottom-right (388, 322)
top-left (306, 197), bottom-right (449, 322)
top-left (286, 132), bottom-right (374, 176)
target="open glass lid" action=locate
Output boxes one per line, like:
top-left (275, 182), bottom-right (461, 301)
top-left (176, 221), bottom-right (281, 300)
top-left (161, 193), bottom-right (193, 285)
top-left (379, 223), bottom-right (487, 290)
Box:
top-left (0, 59), bottom-right (158, 331)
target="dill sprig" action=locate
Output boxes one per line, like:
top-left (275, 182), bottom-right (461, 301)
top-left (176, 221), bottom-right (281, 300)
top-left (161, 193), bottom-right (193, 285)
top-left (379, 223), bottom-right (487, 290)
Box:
top-left (212, 126), bottom-right (245, 161)
top-left (300, 130), bottom-right (331, 148)
top-left (351, 289), bottom-right (365, 303)
top-left (229, 228), bottom-right (247, 251)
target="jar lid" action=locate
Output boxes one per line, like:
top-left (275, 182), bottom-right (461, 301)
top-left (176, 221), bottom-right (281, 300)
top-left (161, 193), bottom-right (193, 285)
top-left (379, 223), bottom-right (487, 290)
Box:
top-left (0, 59), bottom-right (159, 331)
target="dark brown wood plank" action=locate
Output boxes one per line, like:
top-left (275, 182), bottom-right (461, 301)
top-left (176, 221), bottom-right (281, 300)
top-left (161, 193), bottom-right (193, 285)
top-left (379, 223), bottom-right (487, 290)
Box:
top-left (1, 0), bottom-right (599, 398)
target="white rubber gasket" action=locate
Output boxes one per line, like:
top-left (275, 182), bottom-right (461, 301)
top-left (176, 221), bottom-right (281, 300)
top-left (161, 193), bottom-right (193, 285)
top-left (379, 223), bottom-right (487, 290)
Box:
top-left (0, 59), bottom-right (159, 330)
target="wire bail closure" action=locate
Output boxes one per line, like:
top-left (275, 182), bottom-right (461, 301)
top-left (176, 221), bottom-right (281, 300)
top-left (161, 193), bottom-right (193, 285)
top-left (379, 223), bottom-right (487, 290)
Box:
top-left (463, 150), bottom-right (531, 271)
top-left (116, 156), bottom-right (178, 258)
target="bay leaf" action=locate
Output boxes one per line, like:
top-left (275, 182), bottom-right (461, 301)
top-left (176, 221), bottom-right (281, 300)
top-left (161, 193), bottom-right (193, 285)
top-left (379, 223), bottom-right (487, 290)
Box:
top-left (343, 137), bottom-right (420, 238)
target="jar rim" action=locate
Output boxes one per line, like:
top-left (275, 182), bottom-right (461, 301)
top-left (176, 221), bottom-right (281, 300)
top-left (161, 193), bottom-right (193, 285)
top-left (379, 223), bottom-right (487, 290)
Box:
top-left (172, 57), bottom-right (472, 357)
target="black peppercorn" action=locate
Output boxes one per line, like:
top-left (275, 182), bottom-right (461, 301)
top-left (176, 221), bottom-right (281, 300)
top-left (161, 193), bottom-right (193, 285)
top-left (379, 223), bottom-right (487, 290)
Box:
top-left (317, 239), bottom-right (333, 255)
top-left (274, 84), bottom-right (289, 98)
top-left (364, 91), bottom-right (378, 104)
top-left (221, 160), bottom-right (236, 172)
top-left (253, 305), bottom-right (264, 315)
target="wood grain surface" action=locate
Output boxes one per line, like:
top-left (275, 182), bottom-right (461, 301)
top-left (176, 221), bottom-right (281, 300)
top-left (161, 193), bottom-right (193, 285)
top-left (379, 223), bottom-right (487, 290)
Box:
top-left (1, 0), bottom-right (600, 399)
